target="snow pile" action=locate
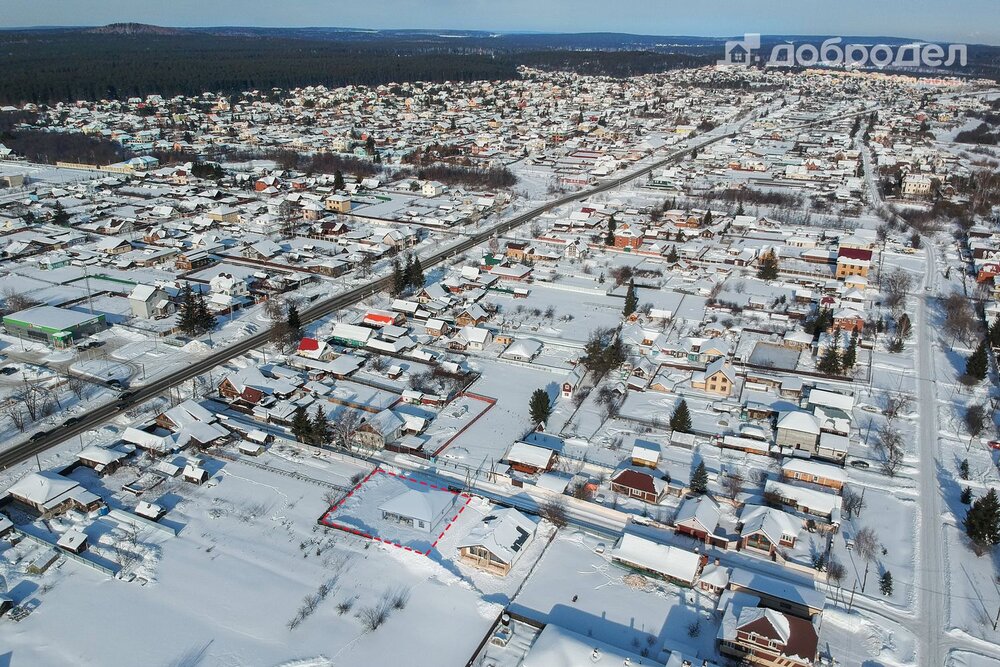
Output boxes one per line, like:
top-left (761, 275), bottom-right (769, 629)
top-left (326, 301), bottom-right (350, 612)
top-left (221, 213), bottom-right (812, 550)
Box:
top-left (181, 339), bottom-right (211, 354)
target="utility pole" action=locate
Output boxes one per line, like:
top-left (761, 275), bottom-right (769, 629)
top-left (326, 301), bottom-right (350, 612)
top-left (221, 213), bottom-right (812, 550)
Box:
top-left (848, 580), bottom-right (857, 612)
top-left (82, 264), bottom-right (95, 315)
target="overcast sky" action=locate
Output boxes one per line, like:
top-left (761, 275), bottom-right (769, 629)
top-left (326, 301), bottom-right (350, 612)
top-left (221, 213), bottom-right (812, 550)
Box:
top-left (3, 0), bottom-right (997, 45)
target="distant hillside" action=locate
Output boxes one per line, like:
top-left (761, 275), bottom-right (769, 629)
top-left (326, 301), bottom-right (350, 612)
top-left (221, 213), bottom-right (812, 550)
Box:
top-left (85, 23), bottom-right (189, 36)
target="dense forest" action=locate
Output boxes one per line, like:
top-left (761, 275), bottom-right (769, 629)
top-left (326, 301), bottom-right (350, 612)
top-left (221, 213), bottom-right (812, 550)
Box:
top-left (0, 32), bottom-right (519, 104)
top-left (1, 111), bottom-right (136, 164)
top-left (2, 26), bottom-right (997, 106)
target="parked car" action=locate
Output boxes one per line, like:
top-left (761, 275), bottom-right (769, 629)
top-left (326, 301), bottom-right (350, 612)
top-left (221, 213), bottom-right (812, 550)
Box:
top-left (850, 459), bottom-right (870, 469)
top-left (0, 367), bottom-right (17, 376)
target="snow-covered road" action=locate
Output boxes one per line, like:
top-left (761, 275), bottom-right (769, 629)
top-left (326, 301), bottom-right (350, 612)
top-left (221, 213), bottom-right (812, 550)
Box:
top-left (916, 238), bottom-right (946, 665)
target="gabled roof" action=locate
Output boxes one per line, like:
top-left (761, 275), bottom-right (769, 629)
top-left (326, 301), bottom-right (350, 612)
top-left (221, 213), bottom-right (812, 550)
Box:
top-left (675, 494), bottom-right (721, 533)
top-left (739, 504), bottom-right (800, 545)
top-left (611, 533), bottom-right (700, 583)
top-left (777, 410), bottom-right (820, 435)
top-left (457, 507), bottom-right (536, 565)
top-left (736, 607), bottom-right (818, 663)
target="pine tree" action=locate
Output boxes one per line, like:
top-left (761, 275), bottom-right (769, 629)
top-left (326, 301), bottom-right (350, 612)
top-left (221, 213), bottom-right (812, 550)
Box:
top-left (287, 303), bottom-right (302, 337)
top-left (311, 404), bottom-right (330, 445)
top-left (818, 334), bottom-right (842, 375)
top-left (623, 279), bottom-right (638, 318)
top-left (960, 458), bottom-right (970, 480)
top-left (51, 201), bottom-right (70, 226)
top-left (961, 487), bottom-right (973, 505)
top-left (989, 316), bottom-right (1000, 349)
top-left (965, 488), bottom-right (1000, 554)
top-left (409, 256), bottom-right (425, 288)
top-left (667, 245), bottom-right (679, 263)
top-left (670, 399), bottom-right (692, 433)
top-left (290, 405), bottom-right (312, 443)
top-left (965, 338), bottom-right (989, 381)
top-left (879, 571), bottom-right (893, 596)
top-left (605, 230), bottom-right (615, 246)
top-left (607, 215), bottom-right (617, 235)
top-left (757, 249), bottom-right (779, 280)
top-left (333, 169), bottom-right (345, 191)
top-left (178, 283), bottom-right (198, 335)
top-left (194, 291), bottom-right (216, 334)
top-left (703, 209), bottom-right (713, 226)
top-left (736, 199), bottom-right (745, 216)
top-left (842, 330), bottom-right (858, 370)
top-left (690, 461), bottom-right (708, 494)
top-left (528, 388), bottom-right (552, 425)
top-left (391, 258), bottom-right (405, 295)
top-left (402, 254), bottom-right (414, 288)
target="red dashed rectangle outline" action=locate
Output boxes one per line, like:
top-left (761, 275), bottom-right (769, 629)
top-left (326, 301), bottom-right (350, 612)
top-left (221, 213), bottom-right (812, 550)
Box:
top-left (319, 468), bottom-right (471, 557)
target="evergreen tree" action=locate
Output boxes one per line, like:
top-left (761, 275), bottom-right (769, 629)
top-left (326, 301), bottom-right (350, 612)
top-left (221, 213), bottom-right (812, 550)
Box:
top-left (879, 571), bottom-right (893, 596)
top-left (311, 404), bottom-right (330, 445)
top-left (286, 303), bottom-right (302, 341)
top-left (667, 245), bottom-right (679, 263)
top-left (703, 209), bottom-right (713, 226)
top-left (290, 405), bottom-right (312, 443)
top-left (965, 488), bottom-right (1000, 554)
top-left (960, 458), bottom-right (970, 480)
top-left (178, 283), bottom-right (199, 335)
top-left (623, 279), bottom-right (638, 318)
top-left (818, 335), bottom-right (842, 375)
top-left (402, 254), bottom-right (414, 289)
top-left (989, 315), bottom-right (1000, 348)
top-left (670, 399), bottom-right (692, 433)
top-left (51, 201), bottom-right (70, 226)
top-left (605, 229), bottom-right (615, 246)
top-left (757, 249), bottom-right (779, 280)
top-left (690, 461), bottom-right (708, 494)
top-left (528, 388), bottom-right (553, 425)
top-left (842, 330), bottom-right (858, 370)
top-left (607, 215), bottom-right (617, 235)
top-left (736, 199), bottom-right (745, 216)
top-left (965, 338), bottom-right (989, 381)
top-left (391, 258), bottom-right (405, 295)
top-left (961, 486), bottom-right (973, 505)
top-left (409, 255), bottom-right (425, 288)
top-left (194, 290), bottom-right (216, 334)
top-left (333, 169), bottom-right (345, 191)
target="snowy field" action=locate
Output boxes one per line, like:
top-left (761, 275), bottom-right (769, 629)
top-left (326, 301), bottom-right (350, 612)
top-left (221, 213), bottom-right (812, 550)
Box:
top-left (1, 458), bottom-right (500, 666)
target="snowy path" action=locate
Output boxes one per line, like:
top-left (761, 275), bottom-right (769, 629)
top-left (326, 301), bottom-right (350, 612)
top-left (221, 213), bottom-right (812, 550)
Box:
top-left (916, 240), bottom-right (946, 665)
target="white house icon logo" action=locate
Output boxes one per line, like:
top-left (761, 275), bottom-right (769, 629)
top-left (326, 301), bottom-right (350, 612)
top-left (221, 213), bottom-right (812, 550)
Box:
top-left (719, 33), bottom-right (761, 66)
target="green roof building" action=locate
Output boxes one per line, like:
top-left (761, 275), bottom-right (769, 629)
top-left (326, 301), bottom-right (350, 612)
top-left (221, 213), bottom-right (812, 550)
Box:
top-left (3, 305), bottom-right (106, 348)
